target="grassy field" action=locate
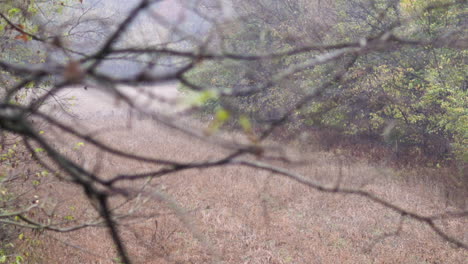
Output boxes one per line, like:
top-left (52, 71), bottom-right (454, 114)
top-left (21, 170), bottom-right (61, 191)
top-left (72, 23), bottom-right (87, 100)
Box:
top-left (2, 111), bottom-right (460, 264)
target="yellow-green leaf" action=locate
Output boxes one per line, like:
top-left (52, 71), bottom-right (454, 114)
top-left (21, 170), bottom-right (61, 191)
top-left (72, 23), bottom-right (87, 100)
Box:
top-left (239, 115), bottom-right (252, 132)
top-left (8, 8), bottom-right (21, 17)
top-left (216, 109), bottom-right (230, 122)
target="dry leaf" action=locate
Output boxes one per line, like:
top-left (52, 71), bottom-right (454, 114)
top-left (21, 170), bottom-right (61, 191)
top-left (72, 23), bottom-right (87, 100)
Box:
top-left (15, 33), bottom-right (29, 42)
top-left (64, 61), bottom-right (85, 83)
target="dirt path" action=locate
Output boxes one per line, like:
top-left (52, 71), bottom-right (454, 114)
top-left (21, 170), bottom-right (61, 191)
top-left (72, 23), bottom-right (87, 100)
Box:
top-left (52, 82), bottom-right (183, 119)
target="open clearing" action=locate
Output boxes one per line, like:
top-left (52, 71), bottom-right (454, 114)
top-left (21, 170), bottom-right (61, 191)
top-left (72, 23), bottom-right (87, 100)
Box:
top-left (10, 84), bottom-right (468, 263)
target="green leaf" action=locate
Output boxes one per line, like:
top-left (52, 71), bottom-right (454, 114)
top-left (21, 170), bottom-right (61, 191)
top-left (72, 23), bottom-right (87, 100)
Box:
top-left (27, 5), bottom-right (39, 14)
top-left (73, 142), bottom-right (85, 150)
top-left (215, 109), bottom-right (230, 122)
top-left (239, 115), bottom-right (252, 132)
top-left (34, 148), bottom-right (44, 153)
top-left (15, 255), bottom-right (23, 264)
top-left (25, 81), bottom-right (35, 89)
top-left (64, 215), bottom-right (74, 221)
top-left (8, 8), bottom-right (21, 17)
top-left (185, 90), bottom-right (218, 107)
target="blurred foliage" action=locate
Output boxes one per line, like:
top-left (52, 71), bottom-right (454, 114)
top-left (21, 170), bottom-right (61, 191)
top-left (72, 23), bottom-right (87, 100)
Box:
top-left (0, 2), bottom-right (72, 262)
top-left (184, 0), bottom-right (467, 163)
top-left (0, 0), bottom-right (69, 58)
top-left (0, 0), bottom-right (71, 100)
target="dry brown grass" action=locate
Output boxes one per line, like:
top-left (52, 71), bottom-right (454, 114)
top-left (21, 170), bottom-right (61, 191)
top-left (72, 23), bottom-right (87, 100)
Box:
top-left (4, 112), bottom-right (467, 264)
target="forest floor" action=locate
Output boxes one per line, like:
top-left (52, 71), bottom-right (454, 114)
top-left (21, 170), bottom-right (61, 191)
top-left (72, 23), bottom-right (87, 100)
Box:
top-left (2, 84), bottom-right (467, 264)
